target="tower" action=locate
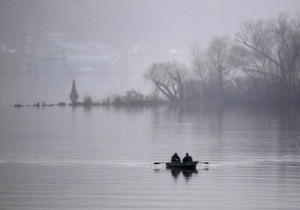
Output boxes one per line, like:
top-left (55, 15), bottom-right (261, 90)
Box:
top-left (69, 79), bottom-right (79, 105)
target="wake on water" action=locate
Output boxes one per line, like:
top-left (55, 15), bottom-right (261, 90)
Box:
top-left (210, 157), bottom-right (300, 168)
top-left (0, 159), bottom-right (154, 168)
top-left (0, 155), bottom-right (299, 168)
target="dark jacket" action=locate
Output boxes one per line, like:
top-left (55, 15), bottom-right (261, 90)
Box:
top-left (182, 154), bottom-right (193, 162)
top-left (171, 153), bottom-right (181, 162)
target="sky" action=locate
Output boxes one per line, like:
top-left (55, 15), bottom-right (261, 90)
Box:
top-left (0, 0), bottom-right (300, 53)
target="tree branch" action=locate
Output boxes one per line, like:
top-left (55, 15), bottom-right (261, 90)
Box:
top-left (235, 39), bottom-right (283, 69)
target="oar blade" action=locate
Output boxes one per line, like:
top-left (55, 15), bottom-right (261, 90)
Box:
top-left (201, 161), bottom-right (209, 164)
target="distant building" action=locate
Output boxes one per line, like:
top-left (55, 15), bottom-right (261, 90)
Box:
top-left (36, 41), bottom-right (113, 71)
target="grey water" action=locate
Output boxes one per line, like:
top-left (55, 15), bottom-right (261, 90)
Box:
top-left (0, 104), bottom-right (300, 209)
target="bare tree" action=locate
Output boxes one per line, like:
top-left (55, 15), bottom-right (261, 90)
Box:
top-left (235, 13), bottom-right (300, 104)
top-left (190, 41), bottom-right (207, 99)
top-left (191, 41), bottom-right (207, 80)
top-left (144, 61), bottom-right (188, 102)
top-left (205, 35), bottom-right (237, 101)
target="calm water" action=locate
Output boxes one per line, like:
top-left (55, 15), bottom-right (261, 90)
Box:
top-left (0, 104), bottom-right (300, 209)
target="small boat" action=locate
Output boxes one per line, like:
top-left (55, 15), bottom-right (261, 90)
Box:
top-left (166, 161), bottom-right (198, 169)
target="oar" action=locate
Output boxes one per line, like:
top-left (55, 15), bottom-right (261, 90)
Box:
top-left (154, 162), bottom-right (167, 165)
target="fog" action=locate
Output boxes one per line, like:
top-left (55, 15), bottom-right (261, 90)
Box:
top-left (1, 0), bottom-right (300, 52)
top-left (0, 0), bottom-right (300, 105)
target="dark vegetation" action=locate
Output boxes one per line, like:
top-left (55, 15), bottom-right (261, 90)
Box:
top-left (83, 89), bottom-right (165, 107)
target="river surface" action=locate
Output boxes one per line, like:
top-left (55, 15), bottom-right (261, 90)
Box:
top-left (0, 104), bottom-right (300, 209)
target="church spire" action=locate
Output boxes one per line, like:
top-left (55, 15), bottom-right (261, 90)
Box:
top-left (69, 79), bottom-right (79, 105)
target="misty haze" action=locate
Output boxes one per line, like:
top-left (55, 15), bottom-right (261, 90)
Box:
top-left (1, 0), bottom-right (300, 209)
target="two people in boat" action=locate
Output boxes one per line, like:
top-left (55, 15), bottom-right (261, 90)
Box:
top-left (171, 153), bottom-right (193, 163)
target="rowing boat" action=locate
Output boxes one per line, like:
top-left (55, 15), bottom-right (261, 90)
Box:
top-left (166, 161), bottom-right (198, 169)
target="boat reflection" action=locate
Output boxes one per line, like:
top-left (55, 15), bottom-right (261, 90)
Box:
top-left (168, 168), bottom-right (199, 181)
top-left (154, 167), bottom-right (208, 181)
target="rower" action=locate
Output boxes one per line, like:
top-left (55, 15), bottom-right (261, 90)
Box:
top-left (182, 153), bottom-right (193, 162)
top-left (171, 153), bottom-right (181, 163)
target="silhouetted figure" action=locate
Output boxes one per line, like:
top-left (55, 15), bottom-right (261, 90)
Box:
top-left (70, 79), bottom-right (79, 105)
top-left (171, 153), bottom-right (181, 163)
top-left (182, 153), bottom-right (193, 162)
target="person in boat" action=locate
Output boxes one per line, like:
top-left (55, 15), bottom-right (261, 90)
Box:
top-left (171, 153), bottom-right (181, 163)
top-left (182, 153), bottom-right (193, 162)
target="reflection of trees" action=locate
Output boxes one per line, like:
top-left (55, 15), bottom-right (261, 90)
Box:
top-left (216, 106), bottom-right (224, 139)
top-left (276, 108), bottom-right (300, 154)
